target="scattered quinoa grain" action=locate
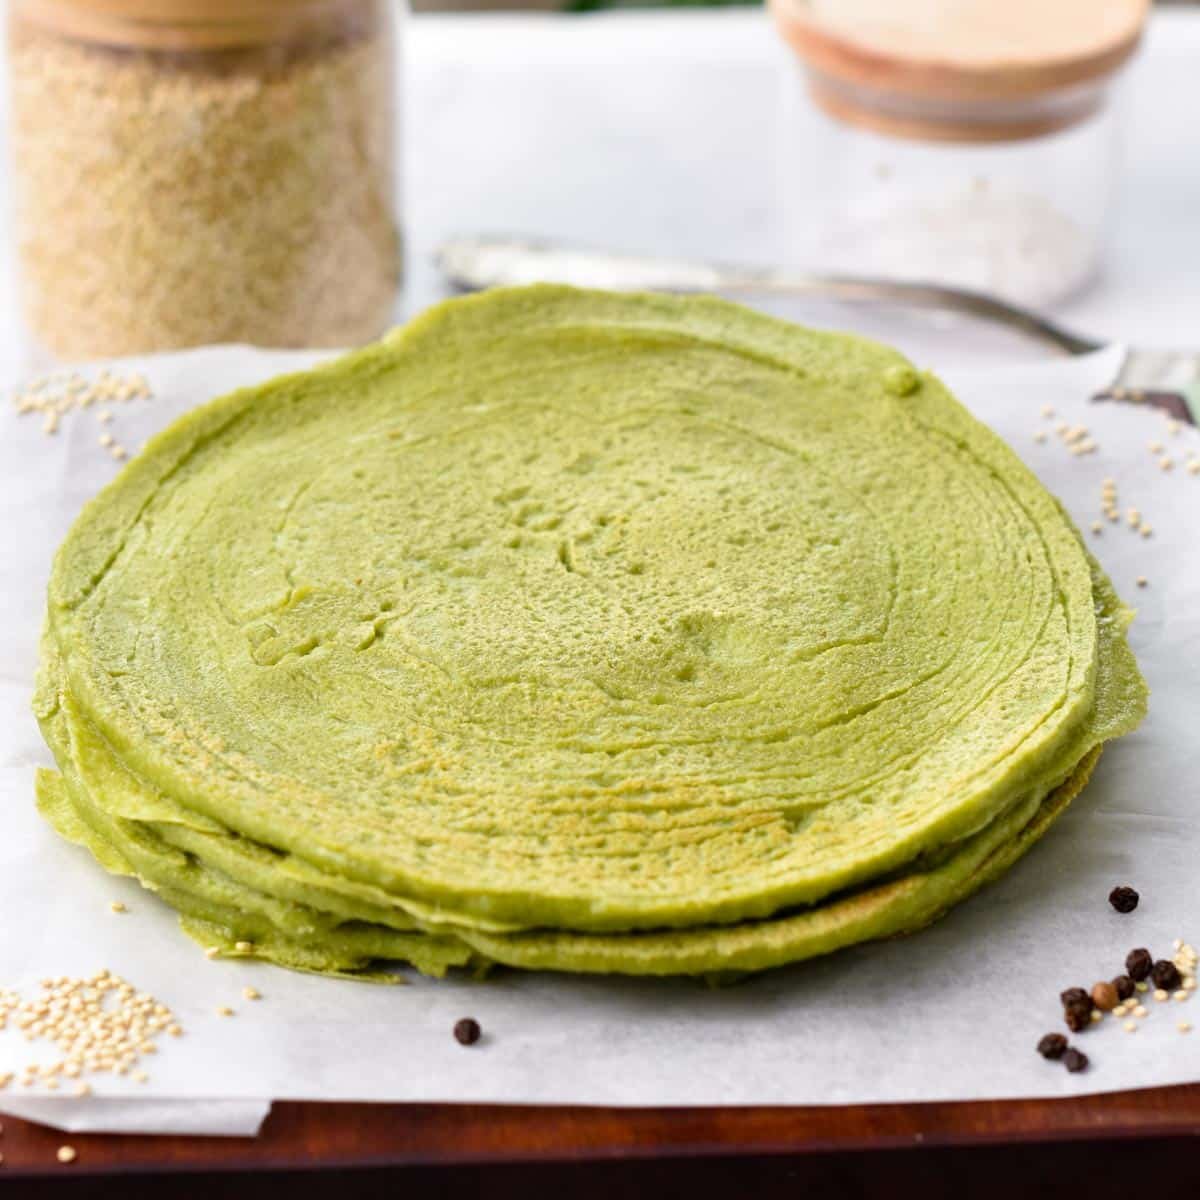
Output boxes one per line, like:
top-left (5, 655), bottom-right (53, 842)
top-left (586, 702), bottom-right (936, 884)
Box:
top-left (1180, 1022), bottom-right (1193, 1033)
top-left (234, 942), bottom-right (254, 953)
top-left (217, 1006), bottom-right (234, 1018)
top-left (1124, 1021), bottom-right (1137, 1032)
top-left (1136, 576), bottom-right (1148, 588)
top-left (56, 1146), bottom-right (76, 1164)
top-left (1134, 1005), bottom-right (1148, 1018)
top-left (109, 901), bottom-right (126, 914)
top-left (243, 987), bottom-right (261, 1001)
top-left (1154, 989), bottom-right (1169, 1002)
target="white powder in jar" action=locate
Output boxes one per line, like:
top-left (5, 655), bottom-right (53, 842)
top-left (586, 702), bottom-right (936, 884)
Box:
top-left (815, 179), bottom-right (1098, 308)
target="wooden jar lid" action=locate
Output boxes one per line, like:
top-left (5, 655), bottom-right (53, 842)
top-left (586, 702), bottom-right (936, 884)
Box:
top-left (15, 0), bottom-right (369, 50)
top-left (770, 0), bottom-right (1149, 141)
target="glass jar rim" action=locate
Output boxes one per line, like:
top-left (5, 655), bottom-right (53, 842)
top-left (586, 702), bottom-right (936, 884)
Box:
top-left (14, 0), bottom-right (373, 50)
top-left (770, 0), bottom-right (1146, 141)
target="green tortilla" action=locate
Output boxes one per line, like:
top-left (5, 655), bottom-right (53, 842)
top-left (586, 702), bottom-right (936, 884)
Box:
top-left (35, 286), bottom-right (1147, 977)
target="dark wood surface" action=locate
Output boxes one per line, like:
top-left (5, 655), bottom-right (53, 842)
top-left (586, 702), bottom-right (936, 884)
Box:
top-left (1, 1086), bottom-right (1197, 1195)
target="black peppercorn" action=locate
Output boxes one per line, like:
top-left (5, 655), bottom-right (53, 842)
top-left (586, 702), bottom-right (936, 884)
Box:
top-left (1125, 948), bottom-right (1154, 982)
top-left (1112, 974), bottom-right (1134, 1001)
top-left (1108, 885), bottom-right (1139, 913)
top-left (1038, 1033), bottom-right (1068, 1060)
top-left (1063, 1048), bottom-right (1089, 1074)
top-left (1151, 960), bottom-right (1182, 991)
top-left (453, 1017), bottom-right (482, 1045)
top-left (1063, 1004), bottom-right (1091, 1033)
top-left (1060, 987), bottom-right (1093, 1011)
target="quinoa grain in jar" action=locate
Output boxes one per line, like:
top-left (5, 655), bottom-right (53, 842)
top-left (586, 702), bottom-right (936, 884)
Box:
top-left (8, 0), bottom-right (402, 363)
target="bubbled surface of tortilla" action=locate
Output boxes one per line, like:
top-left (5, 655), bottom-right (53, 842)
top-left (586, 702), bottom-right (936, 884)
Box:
top-left (43, 286), bottom-right (1147, 934)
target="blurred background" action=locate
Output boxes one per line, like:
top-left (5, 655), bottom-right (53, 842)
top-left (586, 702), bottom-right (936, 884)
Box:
top-left (3, 0), bottom-right (1196, 375)
top-left (409, 0), bottom-right (1195, 11)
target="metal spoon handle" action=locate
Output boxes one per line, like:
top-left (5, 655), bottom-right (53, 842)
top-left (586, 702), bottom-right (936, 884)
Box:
top-left (436, 235), bottom-right (1105, 357)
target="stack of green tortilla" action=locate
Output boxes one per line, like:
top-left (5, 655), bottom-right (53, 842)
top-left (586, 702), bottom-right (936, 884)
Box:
top-left (34, 286), bottom-right (1147, 980)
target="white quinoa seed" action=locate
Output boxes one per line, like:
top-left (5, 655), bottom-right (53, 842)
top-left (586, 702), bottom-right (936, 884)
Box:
top-left (1136, 982), bottom-right (1149, 993)
top-left (3, 971), bottom-right (182, 1095)
top-left (56, 1146), bottom-right (76, 1165)
top-left (1124, 1021), bottom-right (1137, 1032)
top-left (1180, 1022), bottom-right (1193, 1033)
top-left (1155, 989), bottom-right (1169, 1002)
top-left (1137, 577), bottom-right (1148, 588)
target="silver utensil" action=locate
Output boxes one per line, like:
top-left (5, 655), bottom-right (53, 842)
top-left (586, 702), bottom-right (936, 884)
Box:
top-left (436, 235), bottom-right (1199, 423)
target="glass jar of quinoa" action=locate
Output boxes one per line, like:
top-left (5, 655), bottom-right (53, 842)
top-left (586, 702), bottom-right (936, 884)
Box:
top-left (7, 0), bottom-right (402, 364)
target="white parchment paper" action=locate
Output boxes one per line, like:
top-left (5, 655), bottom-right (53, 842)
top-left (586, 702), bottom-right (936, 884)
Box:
top-left (1, 341), bottom-right (1196, 1136)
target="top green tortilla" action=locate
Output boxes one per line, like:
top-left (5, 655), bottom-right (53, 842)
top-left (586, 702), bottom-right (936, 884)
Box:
top-left (44, 286), bottom-right (1146, 933)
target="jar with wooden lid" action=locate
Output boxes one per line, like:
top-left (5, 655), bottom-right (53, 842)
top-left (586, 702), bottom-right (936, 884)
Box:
top-left (770, 0), bottom-right (1148, 308)
top-left (7, 0), bottom-right (402, 364)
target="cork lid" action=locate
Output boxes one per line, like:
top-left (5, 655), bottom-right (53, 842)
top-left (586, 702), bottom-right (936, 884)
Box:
top-left (770, 0), bottom-right (1149, 141)
top-left (15, 0), bottom-right (369, 50)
